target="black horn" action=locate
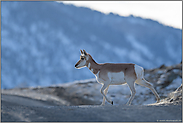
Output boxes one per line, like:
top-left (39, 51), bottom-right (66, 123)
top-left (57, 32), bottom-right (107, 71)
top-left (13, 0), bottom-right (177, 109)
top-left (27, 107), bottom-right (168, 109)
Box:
top-left (83, 49), bottom-right (87, 55)
top-left (80, 49), bottom-right (83, 54)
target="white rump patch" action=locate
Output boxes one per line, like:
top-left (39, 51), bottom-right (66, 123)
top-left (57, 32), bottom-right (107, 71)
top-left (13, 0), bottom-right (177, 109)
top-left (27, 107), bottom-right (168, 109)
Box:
top-left (134, 64), bottom-right (143, 79)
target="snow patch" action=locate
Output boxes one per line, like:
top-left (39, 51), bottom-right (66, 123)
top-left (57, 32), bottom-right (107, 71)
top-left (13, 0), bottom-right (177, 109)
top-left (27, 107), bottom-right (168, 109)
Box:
top-left (113, 47), bottom-right (128, 57)
top-left (57, 31), bottom-right (71, 45)
top-left (166, 76), bottom-right (182, 90)
top-left (30, 23), bottom-right (37, 33)
top-left (165, 39), bottom-right (178, 59)
top-left (90, 35), bottom-right (97, 42)
top-left (126, 35), bottom-right (154, 60)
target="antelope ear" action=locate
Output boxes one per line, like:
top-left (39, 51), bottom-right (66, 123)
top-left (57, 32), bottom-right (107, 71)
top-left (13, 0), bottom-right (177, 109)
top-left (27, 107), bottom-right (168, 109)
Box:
top-left (80, 49), bottom-right (84, 54)
top-left (83, 49), bottom-right (87, 56)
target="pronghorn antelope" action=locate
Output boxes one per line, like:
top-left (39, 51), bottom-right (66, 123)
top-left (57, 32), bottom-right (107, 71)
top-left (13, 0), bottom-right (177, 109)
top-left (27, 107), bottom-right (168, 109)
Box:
top-left (75, 50), bottom-right (160, 105)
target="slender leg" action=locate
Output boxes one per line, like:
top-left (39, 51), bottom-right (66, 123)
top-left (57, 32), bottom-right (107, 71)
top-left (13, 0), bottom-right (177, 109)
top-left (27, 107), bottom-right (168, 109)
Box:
top-left (101, 85), bottom-right (109, 106)
top-left (126, 81), bottom-right (136, 105)
top-left (100, 84), bottom-right (113, 105)
top-left (136, 78), bottom-right (160, 103)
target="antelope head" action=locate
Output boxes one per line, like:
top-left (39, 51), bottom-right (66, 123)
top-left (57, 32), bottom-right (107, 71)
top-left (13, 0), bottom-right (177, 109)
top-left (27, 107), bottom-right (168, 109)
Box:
top-left (75, 49), bottom-right (89, 69)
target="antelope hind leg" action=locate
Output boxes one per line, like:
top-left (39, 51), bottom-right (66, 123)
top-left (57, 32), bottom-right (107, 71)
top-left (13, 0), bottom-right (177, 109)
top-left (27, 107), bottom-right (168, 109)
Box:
top-left (136, 78), bottom-right (160, 103)
top-left (126, 80), bottom-right (136, 105)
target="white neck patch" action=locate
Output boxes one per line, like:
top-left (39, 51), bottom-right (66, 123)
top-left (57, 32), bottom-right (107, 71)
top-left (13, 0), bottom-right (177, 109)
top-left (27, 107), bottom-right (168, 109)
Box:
top-left (88, 63), bottom-right (91, 68)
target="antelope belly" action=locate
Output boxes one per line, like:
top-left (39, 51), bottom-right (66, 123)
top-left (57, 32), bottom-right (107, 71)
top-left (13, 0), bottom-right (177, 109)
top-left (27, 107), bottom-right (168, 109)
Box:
top-left (108, 72), bottom-right (126, 84)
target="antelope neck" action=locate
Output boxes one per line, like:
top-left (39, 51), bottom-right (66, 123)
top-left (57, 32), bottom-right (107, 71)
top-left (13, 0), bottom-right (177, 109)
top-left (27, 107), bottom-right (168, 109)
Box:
top-left (87, 56), bottom-right (100, 75)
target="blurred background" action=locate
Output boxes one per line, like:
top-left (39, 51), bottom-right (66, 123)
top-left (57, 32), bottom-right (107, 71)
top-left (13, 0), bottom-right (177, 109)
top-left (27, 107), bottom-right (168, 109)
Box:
top-left (1, 1), bottom-right (182, 89)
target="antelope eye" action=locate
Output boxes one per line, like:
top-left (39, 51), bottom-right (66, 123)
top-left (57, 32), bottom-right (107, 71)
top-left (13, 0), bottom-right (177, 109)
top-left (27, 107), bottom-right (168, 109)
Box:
top-left (81, 57), bottom-right (84, 60)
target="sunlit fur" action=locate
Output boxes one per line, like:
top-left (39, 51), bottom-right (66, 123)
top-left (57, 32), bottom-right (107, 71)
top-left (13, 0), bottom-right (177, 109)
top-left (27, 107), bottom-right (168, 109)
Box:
top-left (75, 49), bottom-right (160, 105)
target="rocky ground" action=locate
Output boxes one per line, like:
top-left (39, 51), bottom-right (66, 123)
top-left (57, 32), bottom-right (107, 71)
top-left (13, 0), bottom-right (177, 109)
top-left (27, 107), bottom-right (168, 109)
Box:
top-left (1, 62), bottom-right (182, 122)
top-left (2, 62), bottom-right (182, 106)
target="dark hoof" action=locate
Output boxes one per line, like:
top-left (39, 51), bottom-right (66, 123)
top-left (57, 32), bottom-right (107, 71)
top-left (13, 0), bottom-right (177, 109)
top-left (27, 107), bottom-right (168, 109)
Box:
top-left (111, 101), bottom-right (113, 105)
top-left (170, 99), bottom-right (173, 102)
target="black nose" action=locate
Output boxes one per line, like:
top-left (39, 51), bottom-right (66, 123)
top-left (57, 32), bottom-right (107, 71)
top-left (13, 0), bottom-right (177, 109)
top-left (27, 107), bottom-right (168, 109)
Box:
top-left (75, 64), bottom-right (77, 67)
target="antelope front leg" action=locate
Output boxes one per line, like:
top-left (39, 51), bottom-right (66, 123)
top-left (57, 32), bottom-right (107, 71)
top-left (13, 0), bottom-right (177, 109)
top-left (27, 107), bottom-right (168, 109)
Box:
top-left (126, 80), bottom-right (136, 105)
top-left (101, 85), bottom-right (109, 106)
top-left (100, 84), bottom-right (113, 105)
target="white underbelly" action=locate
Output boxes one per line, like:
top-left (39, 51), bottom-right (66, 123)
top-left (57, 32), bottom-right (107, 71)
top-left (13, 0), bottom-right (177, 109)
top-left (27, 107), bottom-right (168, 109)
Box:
top-left (108, 72), bottom-right (126, 85)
